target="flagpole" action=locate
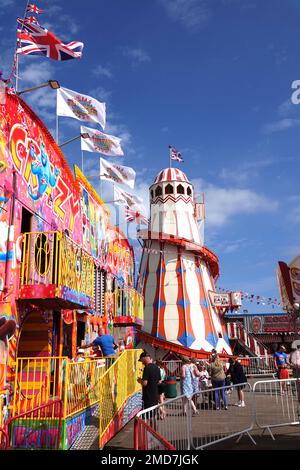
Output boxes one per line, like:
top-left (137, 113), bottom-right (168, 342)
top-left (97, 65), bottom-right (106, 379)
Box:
top-left (15, 0), bottom-right (30, 93)
top-left (169, 145), bottom-right (172, 168)
top-left (56, 114), bottom-right (59, 144)
top-left (15, 54), bottom-right (19, 93)
top-left (81, 150), bottom-right (84, 172)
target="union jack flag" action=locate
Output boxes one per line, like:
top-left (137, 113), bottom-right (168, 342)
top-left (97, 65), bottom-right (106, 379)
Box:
top-left (125, 208), bottom-right (148, 225)
top-left (26, 16), bottom-right (39, 24)
top-left (26, 4), bottom-right (44, 14)
top-left (169, 145), bottom-right (183, 162)
top-left (16, 18), bottom-right (84, 61)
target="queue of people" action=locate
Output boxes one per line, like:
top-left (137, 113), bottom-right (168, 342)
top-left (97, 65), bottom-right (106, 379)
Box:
top-left (136, 349), bottom-right (249, 416)
top-left (71, 341), bottom-right (300, 416)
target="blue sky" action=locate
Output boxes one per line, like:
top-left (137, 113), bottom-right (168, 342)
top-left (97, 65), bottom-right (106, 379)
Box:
top-left (1, 0), bottom-right (300, 313)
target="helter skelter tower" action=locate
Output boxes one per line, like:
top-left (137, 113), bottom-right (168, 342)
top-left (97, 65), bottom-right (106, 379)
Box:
top-left (137, 167), bottom-right (236, 355)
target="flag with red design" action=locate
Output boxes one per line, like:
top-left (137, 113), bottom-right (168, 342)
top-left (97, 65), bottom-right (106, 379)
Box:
top-left (26, 16), bottom-right (39, 24)
top-left (26, 4), bottom-right (44, 14)
top-left (125, 208), bottom-right (148, 225)
top-left (16, 18), bottom-right (83, 61)
top-left (169, 144), bottom-right (183, 162)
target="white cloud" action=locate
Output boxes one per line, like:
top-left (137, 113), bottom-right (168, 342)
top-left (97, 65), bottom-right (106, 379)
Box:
top-left (0, 0), bottom-right (14, 9)
top-left (287, 203), bottom-right (300, 224)
top-left (192, 178), bottom-right (278, 228)
top-left (263, 118), bottom-right (300, 134)
top-left (215, 238), bottom-right (249, 255)
top-left (263, 96), bottom-right (300, 134)
top-left (20, 61), bottom-right (54, 86)
top-left (89, 85), bottom-right (112, 103)
top-left (105, 121), bottom-right (134, 156)
top-left (122, 47), bottom-right (150, 64)
top-left (278, 98), bottom-right (295, 117)
top-left (93, 65), bottom-right (113, 79)
top-left (40, 2), bottom-right (80, 42)
top-left (158, 0), bottom-right (211, 32)
top-left (219, 159), bottom-right (273, 183)
top-left (18, 61), bottom-right (57, 123)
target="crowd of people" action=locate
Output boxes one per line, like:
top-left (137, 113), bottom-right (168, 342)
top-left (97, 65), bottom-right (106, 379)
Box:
top-left (137, 349), bottom-right (249, 416)
top-left (72, 334), bottom-right (300, 414)
top-left (137, 342), bottom-right (300, 415)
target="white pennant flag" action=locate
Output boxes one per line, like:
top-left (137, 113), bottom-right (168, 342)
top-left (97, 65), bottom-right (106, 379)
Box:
top-left (114, 185), bottom-right (142, 209)
top-left (100, 158), bottom-right (135, 189)
top-left (57, 87), bottom-right (106, 128)
top-left (81, 126), bottom-right (124, 157)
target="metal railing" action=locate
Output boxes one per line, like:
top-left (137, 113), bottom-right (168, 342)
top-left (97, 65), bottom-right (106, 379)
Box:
top-left (2, 399), bottom-right (63, 450)
top-left (64, 357), bottom-right (111, 418)
top-left (191, 383), bottom-right (255, 449)
top-left (13, 356), bottom-right (67, 416)
top-left (135, 382), bottom-right (255, 450)
top-left (114, 287), bottom-right (144, 322)
top-left (135, 377), bottom-right (300, 450)
top-left (227, 322), bottom-right (269, 356)
top-left (13, 355), bottom-right (115, 418)
top-left (20, 231), bottom-right (95, 301)
top-left (136, 394), bottom-right (193, 450)
top-left (99, 349), bottom-right (143, 448)
top-left (134, 416), bottom-right (176, 450)
top-left (238, 355), bottom-right (276, 376)
top-left (253, 378), bottom-right (300, 439)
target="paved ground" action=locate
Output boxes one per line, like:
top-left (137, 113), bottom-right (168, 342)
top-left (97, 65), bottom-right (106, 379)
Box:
top-left (105, 376), bottom-right (300, 451)
top-left (105, 419), bottom-right (300, 451)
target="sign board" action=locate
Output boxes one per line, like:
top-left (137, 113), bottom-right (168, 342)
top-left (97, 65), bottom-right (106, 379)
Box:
top-left (194, 203), bottom-right (205, 221)
top-left (208, 291), bottom-right (230, 307)
top-left (244, 314), bottom-right (300, 334)
top-left (231, 292), bottom-right (242, 307)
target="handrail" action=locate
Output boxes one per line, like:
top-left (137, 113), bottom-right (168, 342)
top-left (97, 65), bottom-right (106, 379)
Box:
top-left (3, 399), bottom-right (63, 450)
top-left (99, 349), bottom-right (143, 448)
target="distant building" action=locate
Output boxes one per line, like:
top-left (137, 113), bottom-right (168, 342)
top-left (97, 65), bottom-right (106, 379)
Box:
top-left (226, 311), bottom-right (300, 353)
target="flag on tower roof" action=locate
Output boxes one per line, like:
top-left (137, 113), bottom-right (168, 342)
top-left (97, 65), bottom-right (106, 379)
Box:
top-left (169, 145), bottom-right (183, 162)
top-left (17, 18), bottom-right (84, 61)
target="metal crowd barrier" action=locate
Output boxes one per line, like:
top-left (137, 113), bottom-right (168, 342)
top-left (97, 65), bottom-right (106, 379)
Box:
top-left (134, 416), bottom-right (176, 450)
top-left (136, 394), bottom-right (192, 450)
top-left (253, 378), bottom-right (300, 440)
top-left (191, 382), bottom-right (255, 449)
top-left (135, 378), bottom-right (300, 450)
top-left (136, 383), bottom-right (255, 450)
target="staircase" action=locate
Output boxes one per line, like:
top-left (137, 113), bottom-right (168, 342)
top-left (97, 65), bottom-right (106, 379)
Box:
top-left (70, 405), bottom-right (99, 450)
top-left (227, 322), bottom-right (269, 356)
top-left (70, 349), bottom-right (143, 450)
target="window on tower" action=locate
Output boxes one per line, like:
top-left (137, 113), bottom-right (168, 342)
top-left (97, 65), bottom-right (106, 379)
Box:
top-left (155, 186), bottom-right (162, 197)
top-left (177, 184), bottom-right (185, 194)
top-left (151, 190), bottom-right (154, 199)
top-left (165, 184), bottom-right (174, 194)
top-left (187, 187), bottom-right (192, 196)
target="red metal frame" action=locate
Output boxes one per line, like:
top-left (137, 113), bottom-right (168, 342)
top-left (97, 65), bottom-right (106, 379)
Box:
top-left (134, 416), bottom-right (176, 450)
top-left (2, 399), bottom-right (63, 450)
